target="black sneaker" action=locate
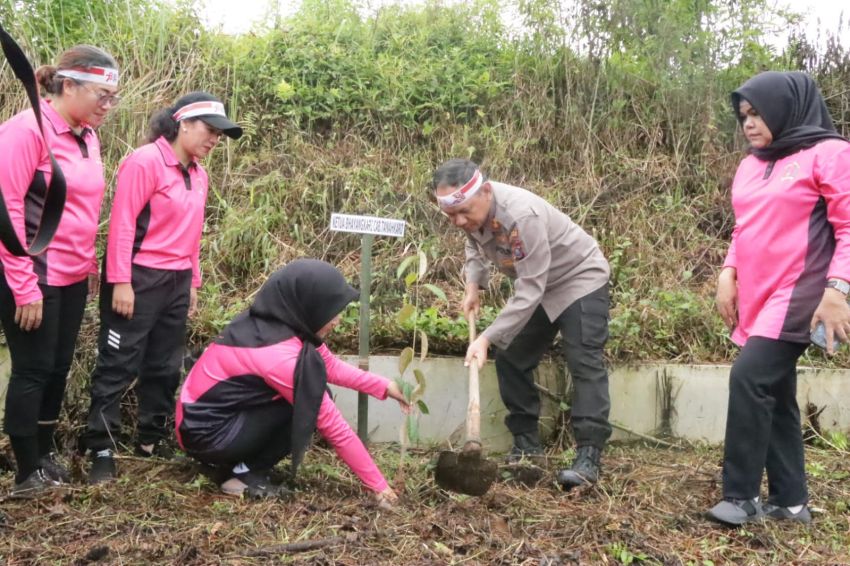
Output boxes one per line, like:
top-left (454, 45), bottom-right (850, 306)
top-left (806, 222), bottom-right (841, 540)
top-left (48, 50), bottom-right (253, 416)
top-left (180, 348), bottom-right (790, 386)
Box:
top-left (763, 503), bottom-right (812, 524)
top-left (88, 449), bottom-right (117, 485)
top-left (39, 452), bottom-right (71, 484)
top-left (134, 442), bottom-right (175, 459)
top-left (10, 468), bottom-right (60, 499)
top-left (707, 498), bottom-right (764, 526)
top-left (557, 445), bottom-right (601, 489)
top-left (505, 431), bottom-right (544, 463)
top-left (220, 470), bottom-right (292, 499)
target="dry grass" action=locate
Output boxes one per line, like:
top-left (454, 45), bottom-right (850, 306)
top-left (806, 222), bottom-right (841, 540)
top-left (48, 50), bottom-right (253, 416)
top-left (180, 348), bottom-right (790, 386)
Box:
top-left (1, 442), bottom-right (848, 565)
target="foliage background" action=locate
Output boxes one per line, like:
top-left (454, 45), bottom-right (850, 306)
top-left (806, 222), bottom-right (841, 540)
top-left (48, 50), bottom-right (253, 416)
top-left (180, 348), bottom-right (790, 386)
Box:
top-left (1, 0), bottom-right (849, 368)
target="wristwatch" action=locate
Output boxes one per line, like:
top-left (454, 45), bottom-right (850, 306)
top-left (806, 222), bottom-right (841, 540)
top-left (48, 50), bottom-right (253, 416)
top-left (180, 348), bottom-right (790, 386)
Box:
top-left (826, 278), bottom-right (850, 295)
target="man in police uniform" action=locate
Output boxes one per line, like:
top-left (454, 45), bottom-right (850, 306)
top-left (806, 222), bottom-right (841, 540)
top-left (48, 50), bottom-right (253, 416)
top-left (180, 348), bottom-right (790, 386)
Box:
top-left (431, 158), bottom-right (612, 489)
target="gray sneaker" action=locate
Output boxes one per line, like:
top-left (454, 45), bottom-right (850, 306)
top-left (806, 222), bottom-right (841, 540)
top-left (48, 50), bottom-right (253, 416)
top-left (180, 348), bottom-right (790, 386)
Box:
top-left (88, 449), bottom-right (117, 485)
top-left (39, 452), bottom-right (71, 484)
top-left (220, 470), bottom-right (292, 499)
top-left (10, 469), bottom-right (61, 499)
top-left (763, 503), bottom-right (812, 524)
top-left (707, 498), bottom-right (764, 525)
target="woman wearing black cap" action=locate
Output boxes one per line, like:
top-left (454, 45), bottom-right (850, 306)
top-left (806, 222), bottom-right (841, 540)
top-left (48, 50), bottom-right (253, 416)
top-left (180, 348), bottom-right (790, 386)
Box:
top-left (176, 259), bottom-right (409, 506)
top-left (707, 72), bottom-right (850, 525)
top-left (84, 92), bottom-right (243, 483)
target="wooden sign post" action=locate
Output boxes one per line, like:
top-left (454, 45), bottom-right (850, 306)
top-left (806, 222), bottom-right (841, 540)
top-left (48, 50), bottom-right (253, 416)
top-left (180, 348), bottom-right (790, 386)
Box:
top-left (329, 213), bottom-right (406, 442)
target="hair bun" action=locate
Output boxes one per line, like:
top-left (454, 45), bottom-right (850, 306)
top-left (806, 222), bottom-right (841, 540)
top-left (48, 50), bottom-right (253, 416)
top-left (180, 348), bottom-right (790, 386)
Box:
top-left (35, 65), bottom-right (59, 94)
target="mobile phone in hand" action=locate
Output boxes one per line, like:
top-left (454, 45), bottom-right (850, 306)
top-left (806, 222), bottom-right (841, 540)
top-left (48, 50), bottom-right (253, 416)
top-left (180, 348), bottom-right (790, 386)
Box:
top-left (810, 321), bottom-right (841, 351)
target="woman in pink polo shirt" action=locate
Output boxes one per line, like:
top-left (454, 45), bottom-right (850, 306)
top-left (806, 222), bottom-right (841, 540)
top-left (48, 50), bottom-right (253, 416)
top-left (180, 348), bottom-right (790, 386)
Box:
top-left (84, 92), bottom-right (241, 483)
top-left (707, 72), bottom-right (850, 526)
top-left (0, 45), bottom-right (120, 497)
top-left (177, 259), bottom-right (409, 505)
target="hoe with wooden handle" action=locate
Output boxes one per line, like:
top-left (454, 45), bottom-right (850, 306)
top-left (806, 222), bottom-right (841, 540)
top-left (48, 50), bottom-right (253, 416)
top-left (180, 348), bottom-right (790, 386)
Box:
top-left (434, 314), bottom-right (498, 496)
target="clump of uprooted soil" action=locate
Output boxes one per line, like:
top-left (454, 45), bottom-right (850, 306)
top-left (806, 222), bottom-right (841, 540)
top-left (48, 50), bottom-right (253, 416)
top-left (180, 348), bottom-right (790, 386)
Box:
top-left (1, 442), bottom-right (848, 565)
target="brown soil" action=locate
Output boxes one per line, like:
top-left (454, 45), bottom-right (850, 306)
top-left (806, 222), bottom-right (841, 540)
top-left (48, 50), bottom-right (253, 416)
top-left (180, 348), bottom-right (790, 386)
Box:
top-left (1, 443), bottom-right (848, 565)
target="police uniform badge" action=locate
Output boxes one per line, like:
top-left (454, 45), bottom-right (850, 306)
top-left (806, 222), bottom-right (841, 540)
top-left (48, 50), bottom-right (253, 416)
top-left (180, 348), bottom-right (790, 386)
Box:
top-left (510, 228), bottom-right (526, 260)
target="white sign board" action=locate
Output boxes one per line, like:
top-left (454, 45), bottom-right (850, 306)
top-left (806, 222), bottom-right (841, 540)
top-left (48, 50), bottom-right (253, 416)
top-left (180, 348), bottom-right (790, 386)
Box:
top-left (329, 213), bottom-right (406, 238)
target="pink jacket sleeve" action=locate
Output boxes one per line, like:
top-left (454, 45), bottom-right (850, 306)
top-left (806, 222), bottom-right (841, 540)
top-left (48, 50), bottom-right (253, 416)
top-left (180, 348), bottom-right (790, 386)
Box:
top-left (0, 125), bottom-right (45, 306)
top-left (263, 344), bottom-right (390, 493)
top-left (818, 144), bottom-right (850, 282)
top-left (191, 232), bottom-right (202, 288)
top-left (722, 162), bottom-right (747, 271)
top-left (190, 167), bottom-right (208, 288)
top-left (314, 393), bottom-right (389, 492)
top-left (318, 344), bottom-right (390, 398)
top-left (723, 225), bottom-right (739, 270)
top-left (106, 156), bottom-right (158, 284)
top-left (88, 133), bottom-right (103, 277)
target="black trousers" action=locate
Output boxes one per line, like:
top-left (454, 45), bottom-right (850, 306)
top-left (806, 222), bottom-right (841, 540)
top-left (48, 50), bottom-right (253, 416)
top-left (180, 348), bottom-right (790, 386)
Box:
top-left (722, 336), bottom-right (809, 506)
top-left (495, 284), bottom-right (612, 448)
top-left (183, 402), bottom-right (293, 472)
top-left (85, 265), bottom-right (191, 450)
top-left (0, 278), bottom-right (87, 438)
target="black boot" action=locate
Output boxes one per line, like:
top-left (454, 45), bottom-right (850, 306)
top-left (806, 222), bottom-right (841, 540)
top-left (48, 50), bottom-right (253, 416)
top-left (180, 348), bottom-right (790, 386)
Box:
top-left (506, 430), bottom-right (544, 463)
top-left (557, 445), bottom-right (601, 489)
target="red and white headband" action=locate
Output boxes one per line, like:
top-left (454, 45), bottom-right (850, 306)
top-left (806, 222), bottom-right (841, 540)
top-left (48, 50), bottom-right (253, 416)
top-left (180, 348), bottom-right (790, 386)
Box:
top-left (173, 101), bottom-right (226, 122)
top-left (437, 169), bottom-right (485, 209)
top-left (56, 66), bottom-right (119, 87)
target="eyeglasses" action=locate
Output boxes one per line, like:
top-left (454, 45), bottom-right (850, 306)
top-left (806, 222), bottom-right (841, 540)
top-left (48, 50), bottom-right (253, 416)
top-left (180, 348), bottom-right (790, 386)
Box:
top-left (74, 80), bottom-right (121, 107)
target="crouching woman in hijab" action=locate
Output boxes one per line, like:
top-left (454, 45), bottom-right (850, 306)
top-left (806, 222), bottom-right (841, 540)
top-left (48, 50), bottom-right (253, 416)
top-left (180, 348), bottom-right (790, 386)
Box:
top-left (176, 259), bottom-right (409, 505)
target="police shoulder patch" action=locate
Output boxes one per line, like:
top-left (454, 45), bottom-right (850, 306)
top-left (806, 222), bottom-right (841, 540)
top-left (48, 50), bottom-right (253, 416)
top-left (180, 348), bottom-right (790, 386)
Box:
top-left (509, 224), bottom-right (526, 260)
